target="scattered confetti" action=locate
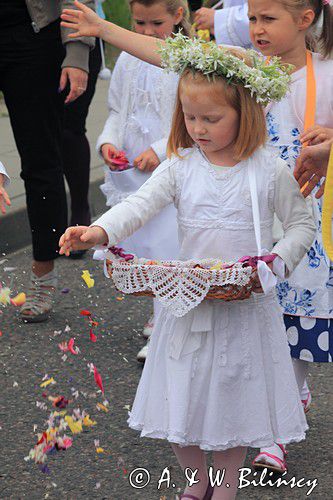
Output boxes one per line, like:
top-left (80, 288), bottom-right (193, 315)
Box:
top-left (68, 338), bottom-right (79, 355)
top-left (93, 366), bottom-right (104, 394)
top-left (0, 285), bottom-right (11, 305)
top-left (40, 377), bottom-right (56, 388)
top-left (11, 292), bottom-right (26, 306)
top-left (81, 270), bottom-right (95, 288)
top-left (96, 402), bottom-right (109, 413)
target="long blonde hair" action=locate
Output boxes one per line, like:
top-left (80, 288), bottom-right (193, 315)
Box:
top-left (277, 0), bottom-right (333, 57)
top-left (128, 0), bottom-right (191, 36)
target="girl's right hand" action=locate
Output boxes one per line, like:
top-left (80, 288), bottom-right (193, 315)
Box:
top-left (59, 225), bottom-right (108, 257)
top-left (101, 144), bottom-right (122, 171)
top-left (61, 1), bottom-right (103, 38)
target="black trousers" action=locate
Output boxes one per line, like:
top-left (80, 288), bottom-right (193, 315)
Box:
top-left (0, 21), bottom-right (67, 261)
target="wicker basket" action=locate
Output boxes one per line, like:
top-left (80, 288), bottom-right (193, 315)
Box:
top-left (106, 258), bottom-right (257, 302)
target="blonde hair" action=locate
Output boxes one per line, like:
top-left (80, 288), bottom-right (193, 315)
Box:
top-left (277, 0), bottom-right (333, 57)
top-left (167, 50), bottom-right (267, 162)
top-left (128, 0), bottom-right (191, 36)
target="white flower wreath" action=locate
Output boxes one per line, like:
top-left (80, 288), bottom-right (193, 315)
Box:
top-left (158, 33), bottom-right (293, 105)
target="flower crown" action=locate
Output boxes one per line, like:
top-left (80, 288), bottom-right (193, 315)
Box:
top-left (158, 33), bottom-right (293, 106)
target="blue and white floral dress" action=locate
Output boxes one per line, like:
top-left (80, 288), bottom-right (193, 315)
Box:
top-left (266, 53), bottom-right (333, 362)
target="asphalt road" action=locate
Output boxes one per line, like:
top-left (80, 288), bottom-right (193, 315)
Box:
top-left (0, 247), bottom-right (331, 499)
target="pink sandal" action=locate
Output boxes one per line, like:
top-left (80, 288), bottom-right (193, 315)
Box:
top-left (302, 390), bottom-right (312, 413)
top-left (252, 443), bottom-right (288, 474)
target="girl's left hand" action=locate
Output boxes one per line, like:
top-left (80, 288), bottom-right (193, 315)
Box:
top-left (300, 125), bottom-right (333, 146)
top-left (0, 174), bottom-right (11, 215)
top-left (133, 148), bottom-right (160, 172)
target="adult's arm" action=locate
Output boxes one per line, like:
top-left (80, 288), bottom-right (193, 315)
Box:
top-left (61, 0), bottom-right (96, 73)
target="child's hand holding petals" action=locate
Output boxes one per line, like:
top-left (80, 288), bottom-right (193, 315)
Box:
top-left (101, 144), bottom-right (121, 171)
top-left (59, 226), bottom-right (108, 257)
top-left (300, 125), bottom-right (333, 146)
top-left (134, 148), bottom-right (160, 172)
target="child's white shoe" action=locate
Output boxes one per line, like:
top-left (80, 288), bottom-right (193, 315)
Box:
top-left (137, 338), bottom-right (150, 363)
top-left (252, 443), bottom-right (287, 474)
top-left (142, 315), bottom-right (154, 339)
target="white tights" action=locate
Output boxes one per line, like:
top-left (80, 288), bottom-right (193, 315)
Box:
top-left (292, 358), bottom-right (310, 397)
top-left (171, 444), bottom-right (247, 500)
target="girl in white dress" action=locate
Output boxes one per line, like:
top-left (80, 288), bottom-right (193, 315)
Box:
top-left (59, 33), bottom-right (316, 499)
top-left (96, 0), bottom-right (190, 357)
top-left (246, 0), bottom-right (333, 472)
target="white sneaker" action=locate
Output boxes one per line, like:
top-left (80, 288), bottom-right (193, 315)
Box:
top-left (142, 315), bottom-right (154, 339)
top-left (137, 339), bottom-right (150, 363)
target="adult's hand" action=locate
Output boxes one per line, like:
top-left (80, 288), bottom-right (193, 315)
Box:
top-left (194, 8), bottom-right (215, 32)
top-left (294, 140), bottom-right (332, 198)
top-left (59, 67), bottom-right (88, 104)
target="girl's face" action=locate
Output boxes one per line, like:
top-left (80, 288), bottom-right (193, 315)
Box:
top-left (131, 2), bottom-right (183, 39)
top-left (181, 83), bottom-right (240, 165)
top-left (247, 0), bottom-right (310, 58)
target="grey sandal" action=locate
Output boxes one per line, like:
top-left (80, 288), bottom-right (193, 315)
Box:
top-left (20, 270), bottom-right (57, 323)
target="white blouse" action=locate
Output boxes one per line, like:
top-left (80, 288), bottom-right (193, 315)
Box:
top-left (94, 146), bottom-right (315, 275)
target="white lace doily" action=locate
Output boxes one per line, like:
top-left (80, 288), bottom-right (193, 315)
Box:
top-left (106, 254), bottom-right (253, 317)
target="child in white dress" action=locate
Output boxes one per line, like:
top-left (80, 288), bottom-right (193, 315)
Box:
top-left (246, 0), bottom-right (333, 471)
top-left (59, 33), bottom-right (316, 499)
top-left (96, 0), bottom-right (190, 359)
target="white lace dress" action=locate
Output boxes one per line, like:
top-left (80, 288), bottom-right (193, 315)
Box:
top-left (95, 146), bottom-right (315, 450)
top-left (95, 52), bottom-right (179, 259)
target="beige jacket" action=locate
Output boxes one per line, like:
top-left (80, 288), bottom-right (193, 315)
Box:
top-left (25, 0), bottom-right (95, 72)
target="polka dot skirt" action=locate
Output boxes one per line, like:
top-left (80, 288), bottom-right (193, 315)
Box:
top-left (284, 315), bottom-right (332, 363)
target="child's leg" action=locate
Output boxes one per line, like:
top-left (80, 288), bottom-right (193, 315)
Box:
top-left (171, 444), bottom-right (209, 498)
top-left (211, 447), bottom-right (247, 500)
top-left (292, 358), bottom-right (310, 396)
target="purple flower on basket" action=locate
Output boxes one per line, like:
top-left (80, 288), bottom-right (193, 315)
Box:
top-left (109, 246), bottom-right (134, 261)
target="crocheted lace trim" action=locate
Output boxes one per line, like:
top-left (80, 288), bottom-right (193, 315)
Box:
top-left (107, 254), bottom-right (253, 317)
